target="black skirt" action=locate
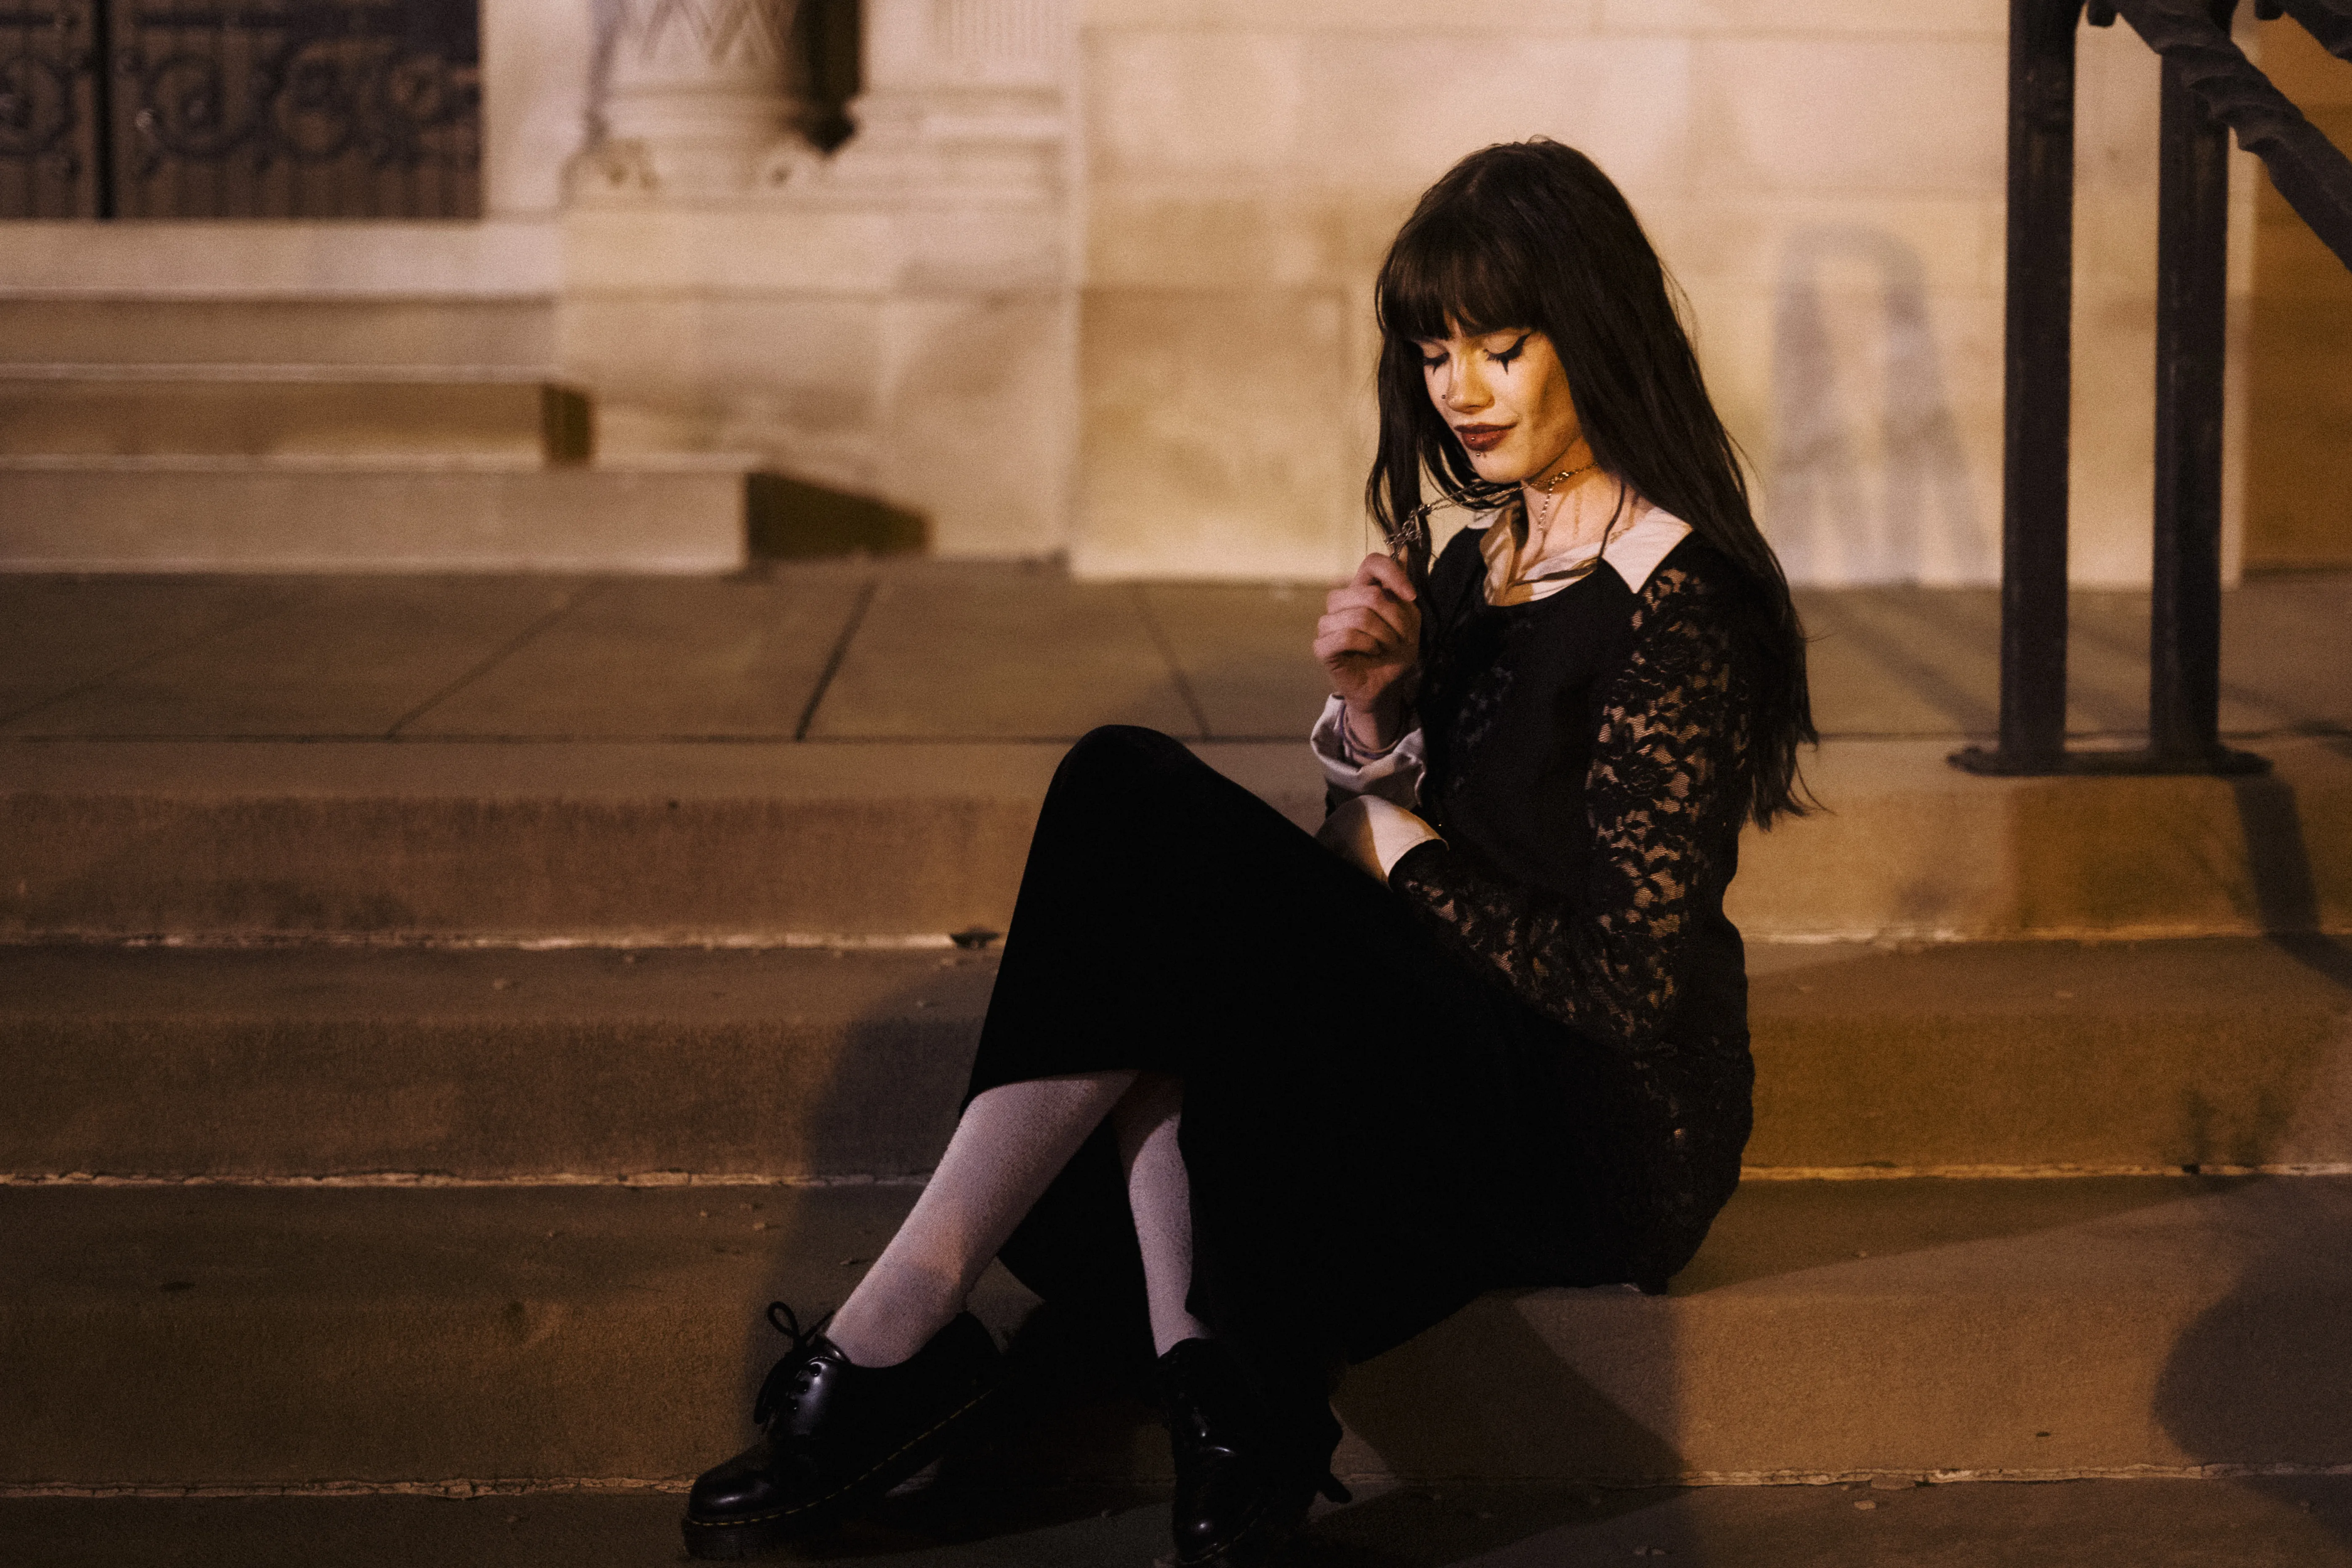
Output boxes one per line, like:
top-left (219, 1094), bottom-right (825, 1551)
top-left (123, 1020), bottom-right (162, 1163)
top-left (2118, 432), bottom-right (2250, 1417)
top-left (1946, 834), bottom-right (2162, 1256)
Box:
top-left (967, 726), bottom-right (1644, 1373)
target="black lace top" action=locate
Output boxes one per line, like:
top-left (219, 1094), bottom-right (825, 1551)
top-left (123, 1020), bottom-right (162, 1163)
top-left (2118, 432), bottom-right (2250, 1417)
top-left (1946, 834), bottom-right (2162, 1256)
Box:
top-left (1385, 522), bottom-right (1757, 1289)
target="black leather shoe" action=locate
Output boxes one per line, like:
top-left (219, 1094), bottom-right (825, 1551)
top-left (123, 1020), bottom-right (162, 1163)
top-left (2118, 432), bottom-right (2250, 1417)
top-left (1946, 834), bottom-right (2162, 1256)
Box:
top-left (1159, 1338), bottom-right (1348, 1568)
top-left (681, 1304), bottom-right (1002, 1560)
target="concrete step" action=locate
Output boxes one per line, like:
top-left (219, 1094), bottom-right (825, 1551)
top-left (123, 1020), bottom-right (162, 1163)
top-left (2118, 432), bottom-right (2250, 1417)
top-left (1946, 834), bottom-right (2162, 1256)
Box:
top-left (3, 1177), bottom-right (2346, 1488)
top-left (0, 458), bottom-right (750, 572)
top-left (2, 940), bottom-right (2345, 1182)
top-left (0, 375), bottom-right (593, 462)
top-left (9, 1478), bottom-right (2352, 1568)
top-left (0, 298), bottom-right (557, 370)
top-left (0, 946), bottom-right (992, 1183)
top-left (1744, 935), bottom-right (2352, 1174)
top-left (2, 737), bottom-right (2346, 943)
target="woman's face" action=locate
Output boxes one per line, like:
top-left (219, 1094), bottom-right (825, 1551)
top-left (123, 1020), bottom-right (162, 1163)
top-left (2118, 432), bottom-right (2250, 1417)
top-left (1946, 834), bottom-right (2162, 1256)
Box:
top-left (1416, 326), bottom-right (1586, 487)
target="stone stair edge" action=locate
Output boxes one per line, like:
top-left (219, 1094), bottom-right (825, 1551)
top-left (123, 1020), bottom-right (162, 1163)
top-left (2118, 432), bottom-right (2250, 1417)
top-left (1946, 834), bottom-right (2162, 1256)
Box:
top-left (0, 365), bottom-right (572, 384)
top-left (0, 297), bottom-right (559, 374)
top-left (0, 730), bottom-right (2339, 801)
top-left (2, 932), bottom-right (2337, 1012)
top-left (2, 736), bottom-right (2345, 942)
top-left (0, 453), bottom-right (767, 474)
top-left (11, 1481), bottom-right (2352, 1568)
top-left (3, 1177), bottom-right (2345, 1487)
top-left (0, 736), bottom-right (1093, 798)
top-left (0, 466), bottom-right (751, 575)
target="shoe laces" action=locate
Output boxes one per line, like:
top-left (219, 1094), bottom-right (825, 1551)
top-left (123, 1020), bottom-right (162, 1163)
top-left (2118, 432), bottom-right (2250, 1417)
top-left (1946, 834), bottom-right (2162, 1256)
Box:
top-left (750, 1300), bottom-right (836, 1429)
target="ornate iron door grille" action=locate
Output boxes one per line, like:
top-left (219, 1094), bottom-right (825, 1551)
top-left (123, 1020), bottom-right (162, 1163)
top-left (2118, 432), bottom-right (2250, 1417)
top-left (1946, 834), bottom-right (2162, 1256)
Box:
top-left (0, 3), bottom-right (100, 216)
top-left (2, 0), bottom-right (479, 219)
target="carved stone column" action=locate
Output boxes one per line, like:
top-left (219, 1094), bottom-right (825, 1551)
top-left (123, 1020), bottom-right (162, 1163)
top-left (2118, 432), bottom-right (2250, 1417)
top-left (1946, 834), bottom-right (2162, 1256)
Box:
top-left (835, 0), bottom-right (1069, 197)
top-left (580, 0), bottom-right (816, 197)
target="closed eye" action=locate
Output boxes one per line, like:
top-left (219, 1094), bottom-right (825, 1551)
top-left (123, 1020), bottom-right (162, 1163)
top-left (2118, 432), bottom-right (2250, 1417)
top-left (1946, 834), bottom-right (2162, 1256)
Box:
top-left (1489, 333), bottom-right (1531, 371)
top-left (1418, 348), bottom-right (1447, 371)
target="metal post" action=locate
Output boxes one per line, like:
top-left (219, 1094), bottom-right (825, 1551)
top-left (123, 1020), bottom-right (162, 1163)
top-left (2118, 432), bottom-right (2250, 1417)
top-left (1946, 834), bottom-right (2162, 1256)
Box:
top-left (2148, 0), bottom-right (2267, 774)
top-left (1956, 0), bottom-right (2083, 776)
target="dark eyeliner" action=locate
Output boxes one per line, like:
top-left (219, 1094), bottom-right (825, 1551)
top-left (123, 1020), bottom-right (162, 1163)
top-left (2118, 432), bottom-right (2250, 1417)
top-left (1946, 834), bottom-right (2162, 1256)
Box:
top-left (1491, 332), bottom-right (1530, 370)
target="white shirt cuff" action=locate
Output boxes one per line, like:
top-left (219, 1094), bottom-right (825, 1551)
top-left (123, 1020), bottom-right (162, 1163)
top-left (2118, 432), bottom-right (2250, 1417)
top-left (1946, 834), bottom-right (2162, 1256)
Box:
top-left (1308, 695), bottom-right (1426, 811)
top-left (1316, 794), bottom-right (1444, 884)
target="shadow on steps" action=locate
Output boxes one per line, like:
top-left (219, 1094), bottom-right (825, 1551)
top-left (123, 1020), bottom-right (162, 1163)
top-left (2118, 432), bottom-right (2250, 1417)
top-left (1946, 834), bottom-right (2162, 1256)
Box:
top-left (2158, 767), bottom-right (2352, 1541)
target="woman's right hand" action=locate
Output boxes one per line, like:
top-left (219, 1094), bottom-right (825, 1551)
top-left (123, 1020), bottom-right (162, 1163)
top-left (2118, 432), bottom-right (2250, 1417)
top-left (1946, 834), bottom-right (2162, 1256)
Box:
top-left (1315, 553), bottom-right (1421, 751)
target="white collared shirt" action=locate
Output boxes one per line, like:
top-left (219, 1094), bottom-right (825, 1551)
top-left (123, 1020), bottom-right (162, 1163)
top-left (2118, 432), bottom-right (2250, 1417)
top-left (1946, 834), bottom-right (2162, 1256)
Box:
top-left (1471, 493), bottom-right (1693, 607)
top-left (1310, 498), bottom-right (1694, 881)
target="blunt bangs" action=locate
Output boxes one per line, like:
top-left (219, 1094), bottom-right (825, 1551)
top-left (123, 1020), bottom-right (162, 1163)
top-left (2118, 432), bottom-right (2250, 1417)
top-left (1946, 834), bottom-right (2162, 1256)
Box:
top-left (1375, 200), bottom-right (1548, 347)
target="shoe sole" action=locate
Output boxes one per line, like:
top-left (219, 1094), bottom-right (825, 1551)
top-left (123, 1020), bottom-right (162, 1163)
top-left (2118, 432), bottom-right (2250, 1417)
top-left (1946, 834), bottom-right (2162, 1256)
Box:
top-left (1175, 1486), bottom-right (1316, 1568)
top-left (679, 1381), bottom-right (998, 1559)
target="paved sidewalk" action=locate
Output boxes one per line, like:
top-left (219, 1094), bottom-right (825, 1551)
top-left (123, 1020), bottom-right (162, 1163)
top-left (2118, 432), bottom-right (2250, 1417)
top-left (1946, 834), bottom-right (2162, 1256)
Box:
top-left (2, 563), bottom-right (2347, 743)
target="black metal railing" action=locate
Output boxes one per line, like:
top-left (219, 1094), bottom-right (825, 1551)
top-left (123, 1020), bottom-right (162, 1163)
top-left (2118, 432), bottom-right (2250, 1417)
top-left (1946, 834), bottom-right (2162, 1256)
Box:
top-left (0, 0), bottom-right (479, 219)
top-left (1952, 0), bottom-right (2352, 777)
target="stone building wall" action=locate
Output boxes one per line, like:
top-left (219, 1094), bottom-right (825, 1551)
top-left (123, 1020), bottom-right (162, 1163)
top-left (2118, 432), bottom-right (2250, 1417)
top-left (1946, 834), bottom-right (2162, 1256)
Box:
top-left (1070, 0), bottom-right (2264, 586)
top-left (3, 0), bottom-right (2323, 582)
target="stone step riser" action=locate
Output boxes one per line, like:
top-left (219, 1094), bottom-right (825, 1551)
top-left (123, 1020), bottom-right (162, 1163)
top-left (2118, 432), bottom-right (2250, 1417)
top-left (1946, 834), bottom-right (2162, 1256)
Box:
top-left (0, 298), bottom-right (557, 370)
top-left (5, 1180), bottom-right (2345, 1486)
top-left (0, 466), bottom-right (748, 573)
top-left (0, 791), bottom-right (1022, 940)
top-left (0, 1010), bottom-right (970, 1183)
top-left (0, 381), bottom-right (591, 462)
top-left (4, 740), bottom-right (2347, 943)
top-left (3, 942), bottom-right (2344, 1181)
top-left (9, 1016), bottom-right (2344, 1180)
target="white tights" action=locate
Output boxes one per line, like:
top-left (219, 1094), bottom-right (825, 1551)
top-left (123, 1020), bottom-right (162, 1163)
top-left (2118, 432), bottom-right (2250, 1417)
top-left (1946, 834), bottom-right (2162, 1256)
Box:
top-left (823, 1070), bottom-right (1211, 1368)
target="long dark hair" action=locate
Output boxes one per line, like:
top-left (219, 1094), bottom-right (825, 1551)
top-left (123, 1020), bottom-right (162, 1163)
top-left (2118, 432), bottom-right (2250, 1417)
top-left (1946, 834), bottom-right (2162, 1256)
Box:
top-left (1368, 138), bottom-right (1815, 828)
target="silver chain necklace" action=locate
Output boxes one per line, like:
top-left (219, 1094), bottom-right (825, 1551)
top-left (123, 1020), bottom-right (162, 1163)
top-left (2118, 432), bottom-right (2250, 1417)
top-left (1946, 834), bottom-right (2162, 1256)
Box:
top-left (1529, 457), bottom-right (1595, 549)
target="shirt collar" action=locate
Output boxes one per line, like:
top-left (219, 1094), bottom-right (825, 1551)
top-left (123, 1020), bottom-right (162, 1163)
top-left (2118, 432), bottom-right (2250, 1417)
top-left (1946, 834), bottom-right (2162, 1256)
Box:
top-left (1463, 495), bottom-right (1693, 594)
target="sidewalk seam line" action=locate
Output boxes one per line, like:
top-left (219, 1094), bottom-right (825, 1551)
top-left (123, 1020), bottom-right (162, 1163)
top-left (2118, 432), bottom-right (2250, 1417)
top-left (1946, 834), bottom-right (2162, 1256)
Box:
top-left (384, 582), bottom-right (609, 738)
top-left (0, 582), bottom-right (326, 731)
top-left (794, 576), bottom-right (879, 743)
top-left (1130, 584), bottom-right (1212, 740)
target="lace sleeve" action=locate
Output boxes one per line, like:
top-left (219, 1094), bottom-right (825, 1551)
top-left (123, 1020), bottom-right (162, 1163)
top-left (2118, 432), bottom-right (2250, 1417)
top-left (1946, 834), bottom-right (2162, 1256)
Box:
top-left (1387, 563), bottom-right (1750, 1046)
